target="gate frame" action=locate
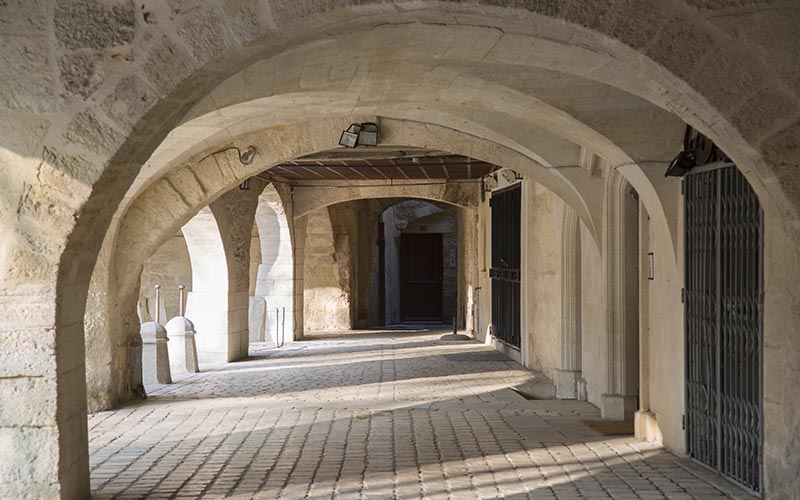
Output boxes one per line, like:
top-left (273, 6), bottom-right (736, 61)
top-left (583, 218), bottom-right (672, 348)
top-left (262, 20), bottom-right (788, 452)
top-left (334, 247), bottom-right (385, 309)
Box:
top-left (683, 160), bottom-right (765, 495)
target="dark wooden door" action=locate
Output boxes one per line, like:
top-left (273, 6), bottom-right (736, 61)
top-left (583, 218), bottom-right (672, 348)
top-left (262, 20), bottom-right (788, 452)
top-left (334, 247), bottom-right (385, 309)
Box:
top-left (400, 233), bottom-right (443, 322)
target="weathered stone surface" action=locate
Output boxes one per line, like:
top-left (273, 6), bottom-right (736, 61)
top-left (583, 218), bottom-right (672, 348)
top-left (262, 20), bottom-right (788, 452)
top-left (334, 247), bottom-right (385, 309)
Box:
top-left (54, 0), bottom-right (135, 50)
top-left (177, 7), bottom-right (230, 61)
top-left (64, 109), bottom-right (124, 155)
top-left (59, 52), bottom-right (104, 98)
top-left (142, 36), bottom-right (196, 97)
top-left (2, 2), bottom-right (800, 499)
top-left (100, 76), bottom-right (157, 131)
top-left (0, 0), bottom-right (48, 32)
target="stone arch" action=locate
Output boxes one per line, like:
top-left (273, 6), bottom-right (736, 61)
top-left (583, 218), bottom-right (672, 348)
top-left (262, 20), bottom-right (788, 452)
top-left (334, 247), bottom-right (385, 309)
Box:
top-left (1, 2), bottom-right (798, 497)
top-left (378, 199), bottom-right (461, 326)
top-left (292, 179), bottom-right (481, 218)
top-left (180, 208), bottom-right (234, 364)
top-left (253, 183), bottom-right (297, 344)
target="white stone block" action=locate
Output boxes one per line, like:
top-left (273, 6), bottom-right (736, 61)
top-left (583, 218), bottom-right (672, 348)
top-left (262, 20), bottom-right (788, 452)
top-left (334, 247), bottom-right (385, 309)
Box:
top-left (140, 322), bottom-right (172, 385)
top-left (165, 316), bottom-right (199, 374)
top-left (249, 296), bottom-right (267, 342)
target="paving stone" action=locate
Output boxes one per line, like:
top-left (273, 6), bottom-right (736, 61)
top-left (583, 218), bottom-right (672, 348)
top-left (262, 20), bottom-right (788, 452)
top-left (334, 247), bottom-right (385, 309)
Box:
top-left (89, 330), bottom-right (751, 499)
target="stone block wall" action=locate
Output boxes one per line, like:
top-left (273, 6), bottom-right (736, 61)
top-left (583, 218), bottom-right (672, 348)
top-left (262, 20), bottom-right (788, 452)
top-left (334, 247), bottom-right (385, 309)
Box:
top-left (138, 233), bottom-right (192, 322)
top-left (303, 206), bottom-right (352, 332)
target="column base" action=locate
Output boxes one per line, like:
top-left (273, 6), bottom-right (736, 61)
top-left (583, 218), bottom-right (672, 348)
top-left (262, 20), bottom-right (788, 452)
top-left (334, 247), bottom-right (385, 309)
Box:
top-left (576, 378), bottom-right (588, 401)
top-left (634, 409), bottom-right (662, 444)
top-left (601, 393), bottom-right (638, 421)
top-left (554, 369), bottom-right (581, 399)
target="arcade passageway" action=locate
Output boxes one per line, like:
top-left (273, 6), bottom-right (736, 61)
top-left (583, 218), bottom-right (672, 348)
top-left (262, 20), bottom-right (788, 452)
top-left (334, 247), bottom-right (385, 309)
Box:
top-left (89, 329), bottom-right (753, 500)
top-left (3, 2), bottom-right (800, 498)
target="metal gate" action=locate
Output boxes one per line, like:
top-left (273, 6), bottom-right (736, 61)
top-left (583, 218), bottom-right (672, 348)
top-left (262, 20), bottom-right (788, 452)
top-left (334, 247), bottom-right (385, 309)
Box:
top-left (490, 184), bottom-right (521, 348)
top-left (684, 164), bottom-right (763, 493)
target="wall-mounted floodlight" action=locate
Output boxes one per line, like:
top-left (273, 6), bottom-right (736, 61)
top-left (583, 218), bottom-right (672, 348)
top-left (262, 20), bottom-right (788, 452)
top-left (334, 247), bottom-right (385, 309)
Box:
top-left (339, 122), bottom-right (381, 148)
top-left (664, 150), bottom-right (694, 177)
top-left (339, 124), bottom-right (360, 148)
top-left (483, 176), bottom-right (498, 192)
top-left (358, 122), bottom-right (379, 146)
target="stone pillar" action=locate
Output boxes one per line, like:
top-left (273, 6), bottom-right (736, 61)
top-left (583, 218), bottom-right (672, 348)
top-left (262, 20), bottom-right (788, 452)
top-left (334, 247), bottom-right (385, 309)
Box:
top-left (141, 322), bottom-right (171, 385)
top-left (601, 172), bottom-right (640, 420)
top-left (166, 285), bottom-right (199, 374)
top-left (165, 317), bottom-right (199, 374)
top-left (556, 206), bottom-right (582, 399)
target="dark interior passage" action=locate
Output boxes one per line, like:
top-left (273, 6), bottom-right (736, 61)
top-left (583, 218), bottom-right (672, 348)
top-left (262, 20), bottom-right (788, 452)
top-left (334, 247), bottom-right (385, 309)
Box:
top-left (400, 233), bottom-right (444, 322)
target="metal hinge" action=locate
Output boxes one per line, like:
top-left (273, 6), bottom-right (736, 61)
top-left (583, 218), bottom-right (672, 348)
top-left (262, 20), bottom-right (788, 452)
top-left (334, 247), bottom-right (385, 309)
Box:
top-left (681, 288), bottom-right (685, 303)
top-left (682, 414), bottom-right (685, 430)
top-left (681, 178), bottom-right (685, 195)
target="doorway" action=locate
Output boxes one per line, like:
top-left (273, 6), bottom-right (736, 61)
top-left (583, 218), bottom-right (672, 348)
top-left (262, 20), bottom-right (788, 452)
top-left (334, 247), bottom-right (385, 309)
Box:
top-left (490, 184), bottom-right (522, 348)
top-left (684, 164), bottom-right (763, 493)
top-left (400, 233), bottom-right (444, 322)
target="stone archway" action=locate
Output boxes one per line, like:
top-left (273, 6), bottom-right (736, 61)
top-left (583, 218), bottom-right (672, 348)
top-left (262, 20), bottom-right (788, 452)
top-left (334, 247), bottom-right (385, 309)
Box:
top-left (252, 183), bottom-right (298, 345)
top-left (1, 3), bottom-right (799, 497)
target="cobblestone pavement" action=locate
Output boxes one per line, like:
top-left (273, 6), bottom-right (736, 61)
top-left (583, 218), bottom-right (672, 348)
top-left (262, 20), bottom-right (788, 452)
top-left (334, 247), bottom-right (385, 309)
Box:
top-left (89, 329), bottom-right (754, 499)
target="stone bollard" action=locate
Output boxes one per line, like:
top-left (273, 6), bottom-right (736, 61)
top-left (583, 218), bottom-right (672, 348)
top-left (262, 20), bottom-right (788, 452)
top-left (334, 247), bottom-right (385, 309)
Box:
top-left (141, 284), bottom-right (172, 385)
top-left (166, 285), bottom-right (199, 374)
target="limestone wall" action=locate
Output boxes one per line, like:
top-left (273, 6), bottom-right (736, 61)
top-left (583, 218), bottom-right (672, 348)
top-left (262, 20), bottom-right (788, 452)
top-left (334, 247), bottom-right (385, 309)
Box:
top-left (303, 207), bottom-right (352, 332)
top-left (579, 224), bottom-right (607, 408)
top-left (522, 183), bottom-right (561, 380)
top-left (138, 233), bottom-right (192, 322)
top-left (254, 183), bottom-right (297, 345)
top-left (4, 2), bottom-right (800, 497)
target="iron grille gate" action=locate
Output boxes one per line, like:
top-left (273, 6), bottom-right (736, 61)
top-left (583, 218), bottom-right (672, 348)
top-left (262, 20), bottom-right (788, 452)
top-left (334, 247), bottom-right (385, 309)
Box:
top-left (490, 184), bottom-right (521, 348)
top-left (684, 164), bottom-right (763, 493)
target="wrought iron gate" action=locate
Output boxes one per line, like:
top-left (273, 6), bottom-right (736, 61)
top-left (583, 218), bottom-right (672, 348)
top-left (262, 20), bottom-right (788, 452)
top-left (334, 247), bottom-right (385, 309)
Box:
top-left (490, 184), bottom-right (521, 348)
top-left (684, 164), bottom-right (763, 493)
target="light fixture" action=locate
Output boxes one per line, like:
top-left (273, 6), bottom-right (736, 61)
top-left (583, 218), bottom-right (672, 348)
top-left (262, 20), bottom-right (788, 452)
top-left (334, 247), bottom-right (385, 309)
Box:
top-left (483, 176), bottom-right (498, 192)
top-left (357, 122), bottom-right (379, 147)
top-left (339, 122), bottom-right (381, 148)
top-left (239, 146), bottom-right (256, 164)
top-left (501, 169), bottom-right (521, 183)
top-left (664, 150), bottom-right (695, 177)
top-left (200, 145), bottom-right (257, 165)
top-left (339, 124), bottom-right (360, 148)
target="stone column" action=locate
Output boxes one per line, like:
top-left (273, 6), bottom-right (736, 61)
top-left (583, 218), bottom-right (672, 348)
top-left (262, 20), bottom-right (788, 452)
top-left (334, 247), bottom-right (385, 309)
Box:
top-left (601, 172), bottom-right (640, 420)
top-left (555, 206), bottom-right (583, 399)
